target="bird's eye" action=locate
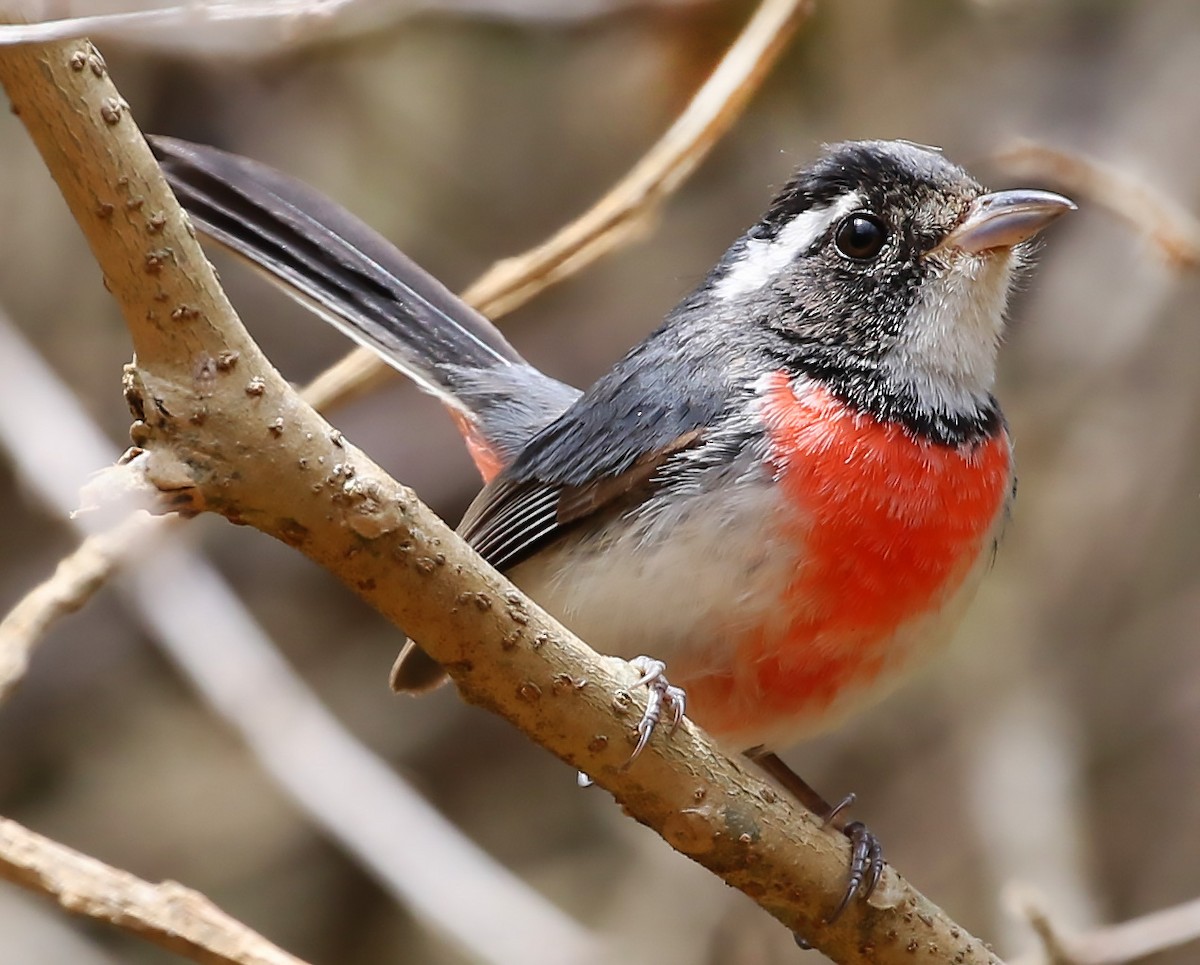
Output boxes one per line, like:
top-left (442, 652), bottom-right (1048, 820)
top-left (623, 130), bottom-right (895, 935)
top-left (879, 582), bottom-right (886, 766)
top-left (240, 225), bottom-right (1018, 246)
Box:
top-left (833, 213), bottom-right (888, 261)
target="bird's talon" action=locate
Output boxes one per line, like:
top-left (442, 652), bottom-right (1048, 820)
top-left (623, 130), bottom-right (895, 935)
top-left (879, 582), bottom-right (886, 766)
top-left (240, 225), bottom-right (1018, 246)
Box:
top-left (625, 655), bottom-right (686, 761)
top-left (742, 753), bottom-right (887, 920)
top-left (629, 721), bottom-right (654, 763)
top-left (829, 886), bottom-right (855, 924)
top-left (827, 820), bottom-right (885, 921)
top-left (823, 792), bottom-right (856, 828)
top-left (666, 685), bottom-right (686, 732)
top-left (863, 831), bottom-right (886, 896)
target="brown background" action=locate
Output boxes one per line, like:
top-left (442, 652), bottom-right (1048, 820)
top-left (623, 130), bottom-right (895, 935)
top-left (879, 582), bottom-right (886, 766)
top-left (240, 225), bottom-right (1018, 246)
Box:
top-left (2, 1), bottom-right (1198, 962)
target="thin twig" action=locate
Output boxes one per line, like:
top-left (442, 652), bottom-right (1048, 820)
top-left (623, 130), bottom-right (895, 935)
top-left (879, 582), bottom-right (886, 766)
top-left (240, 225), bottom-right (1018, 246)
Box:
top-left (990, 139), bottom-right (1200, 271)
top-left (302, 0), bottom-right (814, 410)
top-left (0, 817), bottom-right (309, 965)
top-left (0, 0), bottom-right (717, 54)
top-left (1009, 888), bottom-right (1200, 965)
top-left (0, 300), bottom-right (187, 699)
top-left (0, 513), bottom-right (165, 699)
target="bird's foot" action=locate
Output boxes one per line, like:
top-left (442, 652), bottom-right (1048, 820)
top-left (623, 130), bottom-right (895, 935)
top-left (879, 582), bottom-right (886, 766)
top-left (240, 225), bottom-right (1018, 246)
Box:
top-left (746, 750), bottom-right (886, 922)
top-left (828, 814), bottom-right (885, 921)
top-left (626, 656), bottom-right (686, 761)
top-left (576, 656), bottom-right (685, 786)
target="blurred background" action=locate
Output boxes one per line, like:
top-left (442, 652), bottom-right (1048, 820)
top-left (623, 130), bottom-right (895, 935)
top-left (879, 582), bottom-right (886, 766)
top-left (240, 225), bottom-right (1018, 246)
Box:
top-left (2, 1), bottom-right (1199, 962)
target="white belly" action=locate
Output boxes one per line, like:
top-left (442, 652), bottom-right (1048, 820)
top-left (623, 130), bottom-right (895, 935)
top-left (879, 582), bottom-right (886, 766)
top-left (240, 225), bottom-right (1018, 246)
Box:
top-left (507, 460), bottom-right (797, 675)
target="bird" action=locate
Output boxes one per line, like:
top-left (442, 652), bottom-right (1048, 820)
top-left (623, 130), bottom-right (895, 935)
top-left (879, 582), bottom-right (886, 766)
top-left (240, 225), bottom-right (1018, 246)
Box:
top-left (152, 135), bottom-right (1073, 916)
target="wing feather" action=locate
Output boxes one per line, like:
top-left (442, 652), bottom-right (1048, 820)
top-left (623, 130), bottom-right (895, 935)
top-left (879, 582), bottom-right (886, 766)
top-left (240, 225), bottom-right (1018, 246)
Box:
top-left (459, 429), bottom-right (705, 572)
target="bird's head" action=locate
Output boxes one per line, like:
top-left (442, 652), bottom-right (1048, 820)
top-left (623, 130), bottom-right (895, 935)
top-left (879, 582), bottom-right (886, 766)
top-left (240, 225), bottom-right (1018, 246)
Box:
top-left (711, 140), bottom-right (1074, 440)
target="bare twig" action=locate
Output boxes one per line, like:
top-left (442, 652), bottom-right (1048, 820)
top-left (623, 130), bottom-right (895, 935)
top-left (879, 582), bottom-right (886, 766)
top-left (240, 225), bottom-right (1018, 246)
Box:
top-left (303, 0), bottom-right (814, 410)
top-left (990, 139), bottom-right (1200, 271)
top-left (0, 0), bottom-right (717, 55)
top-left (1009, 888), bottom-right (1200, 965)
top-left (0, 28), bottom-right (1001, 965)
top-left (0, 512), bottom-right (165, 698)
top-left (0, 1), bottom-right (379, 54)
top-left (0, 817), bottom-right (309, 965)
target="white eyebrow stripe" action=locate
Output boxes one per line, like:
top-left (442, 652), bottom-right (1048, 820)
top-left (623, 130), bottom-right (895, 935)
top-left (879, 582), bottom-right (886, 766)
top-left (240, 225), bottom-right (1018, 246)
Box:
top-left (713, 191), bottom-right (863, 302)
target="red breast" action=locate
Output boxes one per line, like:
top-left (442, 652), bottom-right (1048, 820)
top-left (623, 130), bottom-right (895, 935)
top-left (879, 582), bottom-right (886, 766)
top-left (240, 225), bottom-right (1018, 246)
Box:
top-left (679, 371), bottom-right (1013, 744)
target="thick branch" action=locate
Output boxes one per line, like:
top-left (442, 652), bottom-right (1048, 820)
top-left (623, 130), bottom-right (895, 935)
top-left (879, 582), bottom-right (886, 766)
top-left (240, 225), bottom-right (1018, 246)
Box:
top-left (0, 31), bottom-right (1000, 965)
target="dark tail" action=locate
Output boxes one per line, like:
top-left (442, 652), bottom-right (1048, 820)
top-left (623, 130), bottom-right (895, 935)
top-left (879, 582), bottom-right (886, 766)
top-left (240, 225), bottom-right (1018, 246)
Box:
top-left (151, 136), bottom-right (579, 475)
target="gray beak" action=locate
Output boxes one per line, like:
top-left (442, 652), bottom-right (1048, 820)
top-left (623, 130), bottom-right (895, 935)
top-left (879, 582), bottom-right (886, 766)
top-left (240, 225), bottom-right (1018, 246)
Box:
top-left (942, 189), bottom-right (1076, 254)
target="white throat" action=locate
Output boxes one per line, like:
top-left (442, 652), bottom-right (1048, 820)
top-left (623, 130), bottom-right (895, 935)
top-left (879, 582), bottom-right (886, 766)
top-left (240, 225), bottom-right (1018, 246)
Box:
top-left (882, 250), bottom-right (1017, 418)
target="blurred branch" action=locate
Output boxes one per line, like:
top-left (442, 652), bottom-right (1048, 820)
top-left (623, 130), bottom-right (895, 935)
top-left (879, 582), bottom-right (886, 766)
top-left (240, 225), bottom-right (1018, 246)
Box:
top-left (991, 139), bottom-right (1200, 271)
top-left (0, 29), bottom-right (1003, 965)
top-left (0, 817), bottom-right (308, 965)
top-left (0, 310), bottom-right (600, 965)
top-left (0, 0), bottom-right (717, 56)
top-left (1009, 888), bottom-right (1200, 965)
top-left (303, 0), bottom-right (814, 410)
top-left (0, 514), bottom-right (164, 699)
top-left (966, 687), bottom-right (1100, 955)
top-left (0, 291), bottom-right (187, 700)
top-left (0, 1), bottom-right (384, 55)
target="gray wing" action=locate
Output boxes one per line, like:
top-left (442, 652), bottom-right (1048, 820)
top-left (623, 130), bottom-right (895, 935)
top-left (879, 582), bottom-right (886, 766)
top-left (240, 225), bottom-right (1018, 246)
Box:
top-left (388, 430), bottom-right (703, 694)
top-left (459, 428), bottom-right (704, 571)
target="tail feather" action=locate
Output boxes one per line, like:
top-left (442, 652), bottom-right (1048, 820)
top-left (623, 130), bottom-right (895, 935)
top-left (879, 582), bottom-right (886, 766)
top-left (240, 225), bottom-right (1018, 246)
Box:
top-left (151, 136), bottom-right (578, 468)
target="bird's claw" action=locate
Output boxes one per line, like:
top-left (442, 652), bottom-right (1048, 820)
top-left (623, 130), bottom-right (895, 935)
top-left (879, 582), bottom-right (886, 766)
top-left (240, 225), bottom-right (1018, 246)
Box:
top-left (823, 792), bottom-right (856, 828)
top-left (743, 751), bottom-right (886, 925)
top-left (626, 656), bottom-right (686, 761)
top-left (827, 820), bottom-right (885, 922)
